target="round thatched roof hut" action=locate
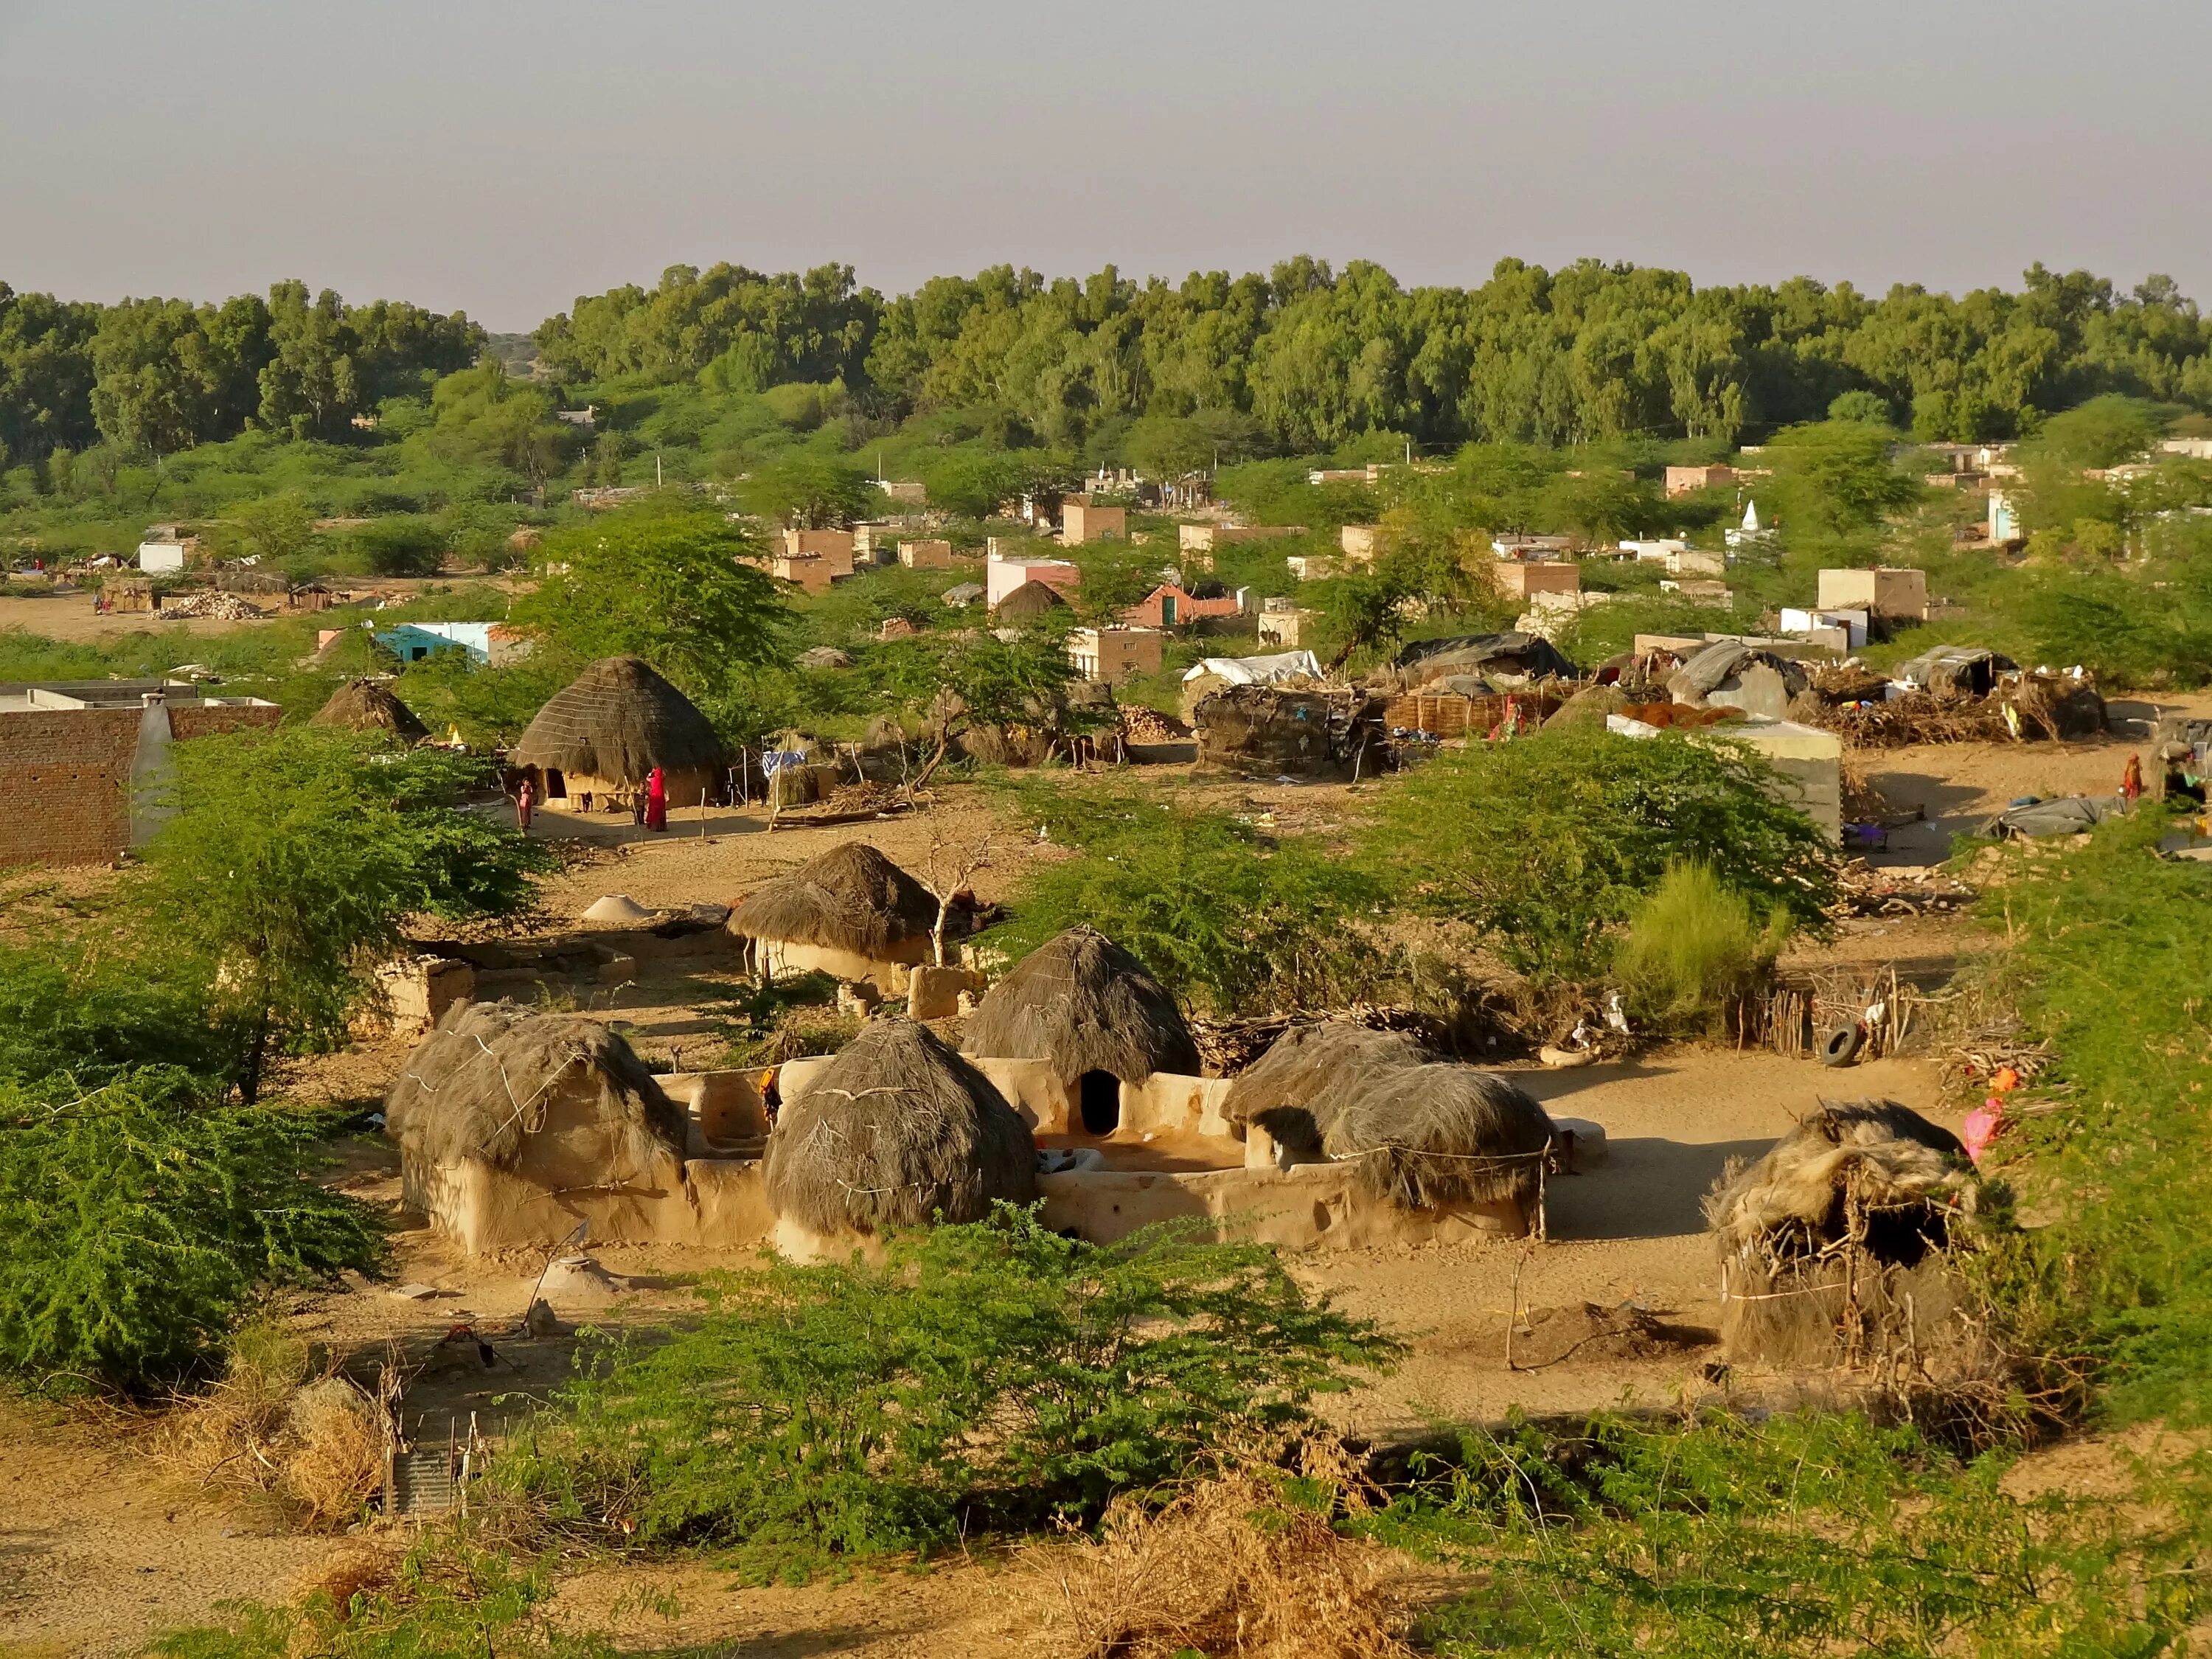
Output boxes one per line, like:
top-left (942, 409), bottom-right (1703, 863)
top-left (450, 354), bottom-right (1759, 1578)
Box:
top-left (1705, 1098), bottom-right (1982, 1366)
top-left (383, 1001), bottom-right (689, 1252)
top-left (728, 841), bottom-right (938, 989)
top-left (510, 655), bottom-right (725, 807)
top-left (764, 1018), bottom-right (1037, 1247)
top-left (960, 925), bottom-right (1200, 1133)
top-left (1222, 1020), bottom-right (1556, 1225)
top-left (310, 677), bottom-right (430, 742)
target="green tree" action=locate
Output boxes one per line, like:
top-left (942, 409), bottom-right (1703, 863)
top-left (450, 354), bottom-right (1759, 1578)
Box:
top-left (1368, 727), bottom-right (1835, 981)
top-left (138, 729), bottom-right (547, 1103)
top-left (1765, 419), bottom-right (1921, 530)
top-left (212, 493), bottom-right (316, 566)
top-left (509, 509), bottom-right (787, 698)
top-left (866, 630), bottom-right (1087, 790)
top-left (256, 281), bottom-right (359, 439)
top-left (428, 358), bottom-right (574, 489)
top-left (735, 454), bottom-right (880, 527)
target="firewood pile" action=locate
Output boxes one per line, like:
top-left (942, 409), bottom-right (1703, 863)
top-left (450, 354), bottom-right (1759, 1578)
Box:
top-left (1829, 859), bottom-right (1977, 919)
top-left (1120, 703), bottom-right (1190, 743)
top-left (1943, 1022), bottom-right (2054, 1091)
top-left (1189, 1004), bottom-right (1437, 1077)
top-left (159, 589), bottom-right (263, 620)
top-left (1805, 689), bottom-right (2013, 748)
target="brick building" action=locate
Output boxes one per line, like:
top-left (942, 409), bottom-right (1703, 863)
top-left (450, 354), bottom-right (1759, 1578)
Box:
top-left (0, 681), bottom-right (281, 867)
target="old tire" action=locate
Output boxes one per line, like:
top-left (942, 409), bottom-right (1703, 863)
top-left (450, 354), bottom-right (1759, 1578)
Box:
top-left (1818, 1024), bottom-right (1865, 1068)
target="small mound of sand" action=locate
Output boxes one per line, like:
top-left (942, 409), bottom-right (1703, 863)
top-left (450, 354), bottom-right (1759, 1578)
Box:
top-left (1514, 1302), bottom-right (1711, 1368)
top-left (582, 893), bottom-right (655, 924)
top-left (538, 1254), bottom-right (630, 1306)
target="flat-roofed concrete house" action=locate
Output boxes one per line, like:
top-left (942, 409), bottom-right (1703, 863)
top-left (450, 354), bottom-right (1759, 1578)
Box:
top-left (1068, 626), bottom-right (1164, 684)
top-left (1060, 501), bottom-right (1127, 545)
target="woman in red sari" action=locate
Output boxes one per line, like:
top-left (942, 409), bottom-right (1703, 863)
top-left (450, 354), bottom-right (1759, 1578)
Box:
top-left (645, 766), bottom-right (668, 832)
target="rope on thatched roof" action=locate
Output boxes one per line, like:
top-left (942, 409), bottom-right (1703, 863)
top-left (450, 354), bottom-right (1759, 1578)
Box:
top-left (728, 842), bottom-right (937, 955)
top-left (310, 677), bottom-right (430, 741)
top-left (959, 925), bottom-right (1200, 1084)
top-left (383, 1001), bottom-right (685, 1173)
top-left (763, 1018), bottom-right (1037, 1235)
top-left (510, 655), bottom-right (726, 786)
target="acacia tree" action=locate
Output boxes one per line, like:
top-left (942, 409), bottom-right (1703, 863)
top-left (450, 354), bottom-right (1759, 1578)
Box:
top-left (139, 728), bottom-right (549, 1103)
top-left (868, 630), bottom-right (1094, 796)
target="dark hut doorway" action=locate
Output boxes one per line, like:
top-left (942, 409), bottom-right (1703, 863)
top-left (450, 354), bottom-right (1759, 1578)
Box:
top-left (545, 768), bottom-right (566, 800)
top-left (1079, 1069), bottom-right (1121, 1134)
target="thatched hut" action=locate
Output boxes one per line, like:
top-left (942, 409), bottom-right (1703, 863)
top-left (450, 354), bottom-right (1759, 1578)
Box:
top-left (383, 1001), bottom-right (691, 1253)
top-left (510, 655), bottom-right (726, 808)
top-left (992, 579), bottom-right (1069, 620)
top-left (961, 925), bottom-right (1201, 1133)
top-left (1705, 1099), bottom-right (1983, 1366)
top-left (728, 841), bottom-right (938, 990)
top-left (310, 678), bottom-right (429, 742)
top-left (1221, 1020), bottom-right (1556, 1228)
top-left (764, 1018), bottom-right (1037, 1252)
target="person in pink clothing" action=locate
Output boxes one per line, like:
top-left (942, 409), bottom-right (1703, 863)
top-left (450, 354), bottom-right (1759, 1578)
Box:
top-left (515, 777), bottom-right (535, 832)
top-left (645, 767), bottom-right (668, 832)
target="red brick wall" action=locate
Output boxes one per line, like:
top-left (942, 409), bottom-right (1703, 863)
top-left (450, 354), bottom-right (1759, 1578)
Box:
top-left (0, 703), bottom-right (281, 868)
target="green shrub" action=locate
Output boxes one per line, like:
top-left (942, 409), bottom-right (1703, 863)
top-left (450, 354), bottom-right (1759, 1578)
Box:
top-left (987, 785), bottom-right (1391, 1016)
top-left (1368, 728), bottom-right (1834, 982)
top-left (0, 1073), bottom-right (384, 1391)
top-left (1613, 861), bottom-right (1790, 1034)
top-left (493, 1208), bottom-right (1397, 1561)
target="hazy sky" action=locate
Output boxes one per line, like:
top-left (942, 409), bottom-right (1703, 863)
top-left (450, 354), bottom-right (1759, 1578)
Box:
top-left (4, 0), bottom-right (2208, 330)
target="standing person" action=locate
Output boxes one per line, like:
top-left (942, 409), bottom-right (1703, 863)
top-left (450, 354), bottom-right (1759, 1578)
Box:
top-left (516, 776), bottom-right (535, 832)
top-left (646, 766), bottom-right (668, 832)
top-left (2123, 751), bottom-right (2144, 806)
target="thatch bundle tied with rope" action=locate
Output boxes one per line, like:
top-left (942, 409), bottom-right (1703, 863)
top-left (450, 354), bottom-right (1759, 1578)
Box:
top-left (1222, 1022), bottom-right (1557, 1225)
top-left (1705, 1098), bottom-right (1984, 1368)
top-left (765, 1017), bottom-right (1037, 1238)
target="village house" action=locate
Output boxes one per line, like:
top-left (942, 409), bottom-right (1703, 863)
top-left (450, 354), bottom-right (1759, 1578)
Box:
top-left (984, 551), bottom-right (1081, 608)
top-left (1492, 532), bottom-right (1575, 559)
top-left (1256, 597), bottom-right (1314, 649)
top-left (1818, 566), bottom-right (1927, 621)
top-left (1339, 524), bottom-right (1383, 566)
top-left (1490, 561), bottom-right (1579, 600)
top-left (1122, 582), bottom-right (1247, 629)
top-left (1178, 523), bottom-right (1303, 557)
top-left (0, 680), bottom-right (280, 866)
top-left (1060, 501), bottom-right (1127, 546)
top-left (1664, 464), bottom-right (1737, 498)
top-left (897, 538), bottom-right (954, 570)
top-left (1067, 626), bottom-right (1164, 684)
top-left (1988, 490), bottom-right (2024, 543)
top-left (783, 528), bottom-right (856, 577)
top-left (373, 621), bottom-right (532, 666)
top-left (758, 552), bottom-right (835, 596)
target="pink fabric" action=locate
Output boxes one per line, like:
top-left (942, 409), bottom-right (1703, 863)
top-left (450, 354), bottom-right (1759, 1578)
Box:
top-left (1962, 1099), bottom-right (2004, 1164)
top-left (645, 767), bottom-right (668, 832)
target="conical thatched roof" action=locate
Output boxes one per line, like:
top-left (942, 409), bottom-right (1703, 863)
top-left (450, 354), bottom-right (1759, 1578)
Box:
top-left (1222, 1020), bottom-right (1555, 1211)
top-left (960, 925), bottom-right (1200, 1083)
top-left (511, 656), bottom-right (725, 786)
top-left (765, 1018), bottom-right (1037, 1234)
top-left (310, 677), bottom-right (429, 741)
top-left (728, 842), bottom-right (937, 955)
top-left (992, 580), bottom-right (1068, 619)
top-left (383, 1001), bottom-right (686, 1173)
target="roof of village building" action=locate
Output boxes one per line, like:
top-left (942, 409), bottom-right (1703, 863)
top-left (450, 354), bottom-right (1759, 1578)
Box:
top-left (961, 925), bottom-right (1200, 1085)
top-left (511, 655), bottom-right (725, 785)
top-left (727, 842), bottom-right (936, 956)
top-left (310, 678), bottom-right (429, 741)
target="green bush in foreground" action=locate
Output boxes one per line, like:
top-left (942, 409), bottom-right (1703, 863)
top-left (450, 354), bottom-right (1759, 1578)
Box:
top-left (0, 1072), bottom-right (385, 1391)
top-left (493, 1208), bottom-right (1399, 1561)
top-left (1613, 860), bottom-right (1792, 1034)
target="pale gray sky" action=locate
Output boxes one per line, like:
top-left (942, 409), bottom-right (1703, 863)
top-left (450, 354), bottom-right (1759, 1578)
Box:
top-left (2, 0), bottom-right (2207, 329)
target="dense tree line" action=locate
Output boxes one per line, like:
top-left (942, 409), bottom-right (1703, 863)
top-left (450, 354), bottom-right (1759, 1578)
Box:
top-left (7, 259), bottom-right (2211, 468)
top-left (532, 257), bottom-right (2212, 451)
top-left (0, 280), bottom-right (480, 462)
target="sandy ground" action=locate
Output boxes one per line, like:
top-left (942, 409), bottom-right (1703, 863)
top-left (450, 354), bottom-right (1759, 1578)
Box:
top-left (0, 576), bottom-right (514, 648)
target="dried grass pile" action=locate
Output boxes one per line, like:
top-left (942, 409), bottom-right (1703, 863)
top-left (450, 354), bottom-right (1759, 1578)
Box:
top-left (511, 655), bottom-right (726, 788)
top-left (765, 1018), bottom-right (1037, 1235)
top-left (961, 925), bottom-right (1201, 1084)
top-left (158, 1325), bottom-right (385, 1528)
top-left (728, 841), bottom-right (937, 956)
top-left (310, 677), bottom-right (429, 741)
top-left (1032, 1467), bottom-right (1417, 1658)
top-left (1222, 1022), bottom-right (1556, 1217)
top-left (383, 1001), bottom-right (685, 1175)
top-left (1706, 1099), bottom-right (1984, 1368)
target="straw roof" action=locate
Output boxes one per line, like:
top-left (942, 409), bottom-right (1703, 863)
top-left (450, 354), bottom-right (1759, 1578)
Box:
top-left (764, 1018), bottom-right (1037, 1234)
top-left (728, 842), bottom-right (937, 956)
top-left (383, 1001), bottom-right (685, 1173)
top-left (310, 678), bottom-right (429, 741)
top-left (511, 656), bottom-right (725, 786)
top-left (1705, 1098), bottom-right (1975, 1265)
top-left (993, 580), bottom-right (1069, 619)
top-left (960, 925), bottom-right (1200, 1083)
top-left (1222, 1021), bottom-right (1556, 1211)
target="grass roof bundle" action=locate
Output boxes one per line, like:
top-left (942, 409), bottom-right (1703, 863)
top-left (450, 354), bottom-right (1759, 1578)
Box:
top-left (764, 1017), bottom-right (1037, 1234)
top-left (961, 925), bottom-right (1201, 1083)
top-left (1705, 1099), bottom-right (1984, 1368)
top-left (992, 580), bottom-right (1068, 619)
top-left (309, 678), bottom-right (429, 742)
top-left (728, 842), bottom-right (937, 955)
top-left (1222, 1020), bottom-right (1556, 1215)
top-left (511, 655), bottom-right (725, 787)
top-left (383, 1000), bottom-right (685, 1172)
